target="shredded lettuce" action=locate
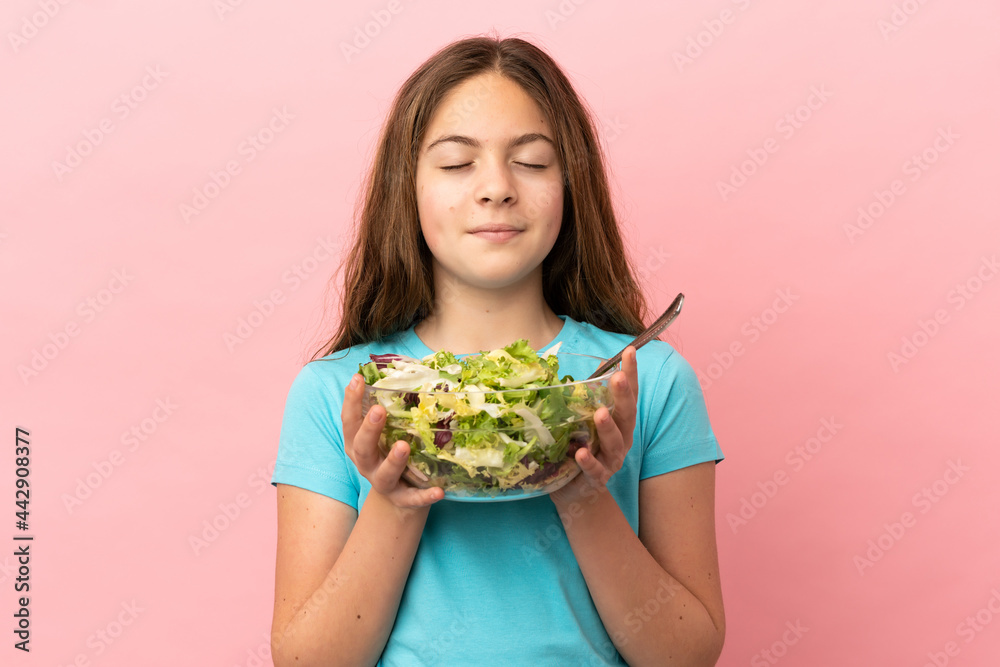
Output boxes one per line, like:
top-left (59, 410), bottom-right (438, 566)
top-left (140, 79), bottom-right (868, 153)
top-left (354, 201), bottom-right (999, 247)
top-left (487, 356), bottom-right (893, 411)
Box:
top-left (360, 339), bottom-right (611, 495)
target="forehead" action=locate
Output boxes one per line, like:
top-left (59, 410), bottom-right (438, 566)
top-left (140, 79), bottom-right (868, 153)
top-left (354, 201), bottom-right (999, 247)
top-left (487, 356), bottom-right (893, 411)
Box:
top-left (421, 73), bottom-right (551, 145)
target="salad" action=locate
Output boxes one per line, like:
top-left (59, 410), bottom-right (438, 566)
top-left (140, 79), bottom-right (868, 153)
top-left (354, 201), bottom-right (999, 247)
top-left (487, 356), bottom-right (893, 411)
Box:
top-left (358, 339), bottom-right (614, 497)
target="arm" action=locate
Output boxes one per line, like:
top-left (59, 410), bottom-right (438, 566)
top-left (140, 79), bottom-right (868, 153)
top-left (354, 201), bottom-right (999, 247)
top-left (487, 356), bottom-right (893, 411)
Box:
top-left (552, 464), bottom-right (725, 666)
top-left (550, 346), bottom-right (725, 665)
top-left (271, 374), bottom-right (443, 667)
top-left (271, 486), bottom-right (429, 667)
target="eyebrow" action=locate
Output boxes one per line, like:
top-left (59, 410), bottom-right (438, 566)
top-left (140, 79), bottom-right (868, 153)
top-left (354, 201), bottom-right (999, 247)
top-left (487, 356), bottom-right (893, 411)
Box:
top-left (425, 132), bottom-right (556, 153)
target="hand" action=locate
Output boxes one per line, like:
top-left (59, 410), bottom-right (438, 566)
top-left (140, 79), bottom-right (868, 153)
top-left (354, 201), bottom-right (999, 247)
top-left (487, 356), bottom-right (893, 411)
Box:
top-left (341, 373), bottom-right (444, 509)
top-left (549, 346), bottom-right (638, 508)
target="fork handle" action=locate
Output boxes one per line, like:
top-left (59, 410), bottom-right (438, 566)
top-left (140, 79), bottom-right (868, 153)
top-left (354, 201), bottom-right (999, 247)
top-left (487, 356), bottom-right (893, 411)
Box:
top-left (587, 293), bottom-right (685, 379)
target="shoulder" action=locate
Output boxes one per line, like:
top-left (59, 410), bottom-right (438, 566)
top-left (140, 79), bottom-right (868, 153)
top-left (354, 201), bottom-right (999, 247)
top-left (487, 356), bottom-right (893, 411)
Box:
top-left (295, 330), bottom-right (415, 391)
top-left (563, 317), bottom-right (691, 383)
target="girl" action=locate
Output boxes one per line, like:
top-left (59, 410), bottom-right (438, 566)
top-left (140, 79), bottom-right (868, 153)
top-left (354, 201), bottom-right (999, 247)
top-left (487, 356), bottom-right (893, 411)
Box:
top-left (270, 34), bottom-right (725, 666)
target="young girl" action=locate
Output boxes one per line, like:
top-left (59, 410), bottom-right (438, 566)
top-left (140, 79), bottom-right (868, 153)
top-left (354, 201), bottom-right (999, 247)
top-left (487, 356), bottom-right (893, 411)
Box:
top-left (270, 34), bottom-right (725, 666)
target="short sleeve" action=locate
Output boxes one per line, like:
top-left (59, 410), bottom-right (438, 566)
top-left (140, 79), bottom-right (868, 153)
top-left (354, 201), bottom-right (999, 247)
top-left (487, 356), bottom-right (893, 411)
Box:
top-left (271, 363), bottom-right (361, 509)
top-left (638, 347), bottom-right (724, 479)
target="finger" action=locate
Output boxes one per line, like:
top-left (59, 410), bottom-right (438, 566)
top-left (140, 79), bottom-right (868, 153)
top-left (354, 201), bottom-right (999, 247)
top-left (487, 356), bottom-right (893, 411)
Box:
top-left (623, 345), bottom-right (639, 397)
top-left (369, 439), bottom-right (413, 494)
top-left (394, 484), bottom-right (446, 509)
top-left (350, 399), bottom-right (389, 474)
top-left (593, 406), bottom-right (627, 473)
top-left (575, 444), bottom-right (612, 486)
top-left (340, 374), bottom-right (366, 441)
top-left (609, 364), bottom-right (637, 429)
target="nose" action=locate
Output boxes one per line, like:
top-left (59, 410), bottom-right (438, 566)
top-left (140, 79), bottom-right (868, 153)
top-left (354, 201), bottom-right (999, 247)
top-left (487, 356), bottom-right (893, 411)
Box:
top-left (475, 159), bottom-right (516, 205)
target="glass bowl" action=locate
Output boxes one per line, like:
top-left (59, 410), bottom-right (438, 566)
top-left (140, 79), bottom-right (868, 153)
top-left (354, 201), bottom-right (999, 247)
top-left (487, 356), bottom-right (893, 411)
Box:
top-left (360, 352), bottom-right (618, 501)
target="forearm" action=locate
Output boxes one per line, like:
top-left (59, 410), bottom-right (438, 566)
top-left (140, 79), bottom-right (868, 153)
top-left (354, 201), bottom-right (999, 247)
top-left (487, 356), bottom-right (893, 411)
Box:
top-left (272, 492), bottom-right (428, 667)
top-left (554, 488), bottom-right (724, 666)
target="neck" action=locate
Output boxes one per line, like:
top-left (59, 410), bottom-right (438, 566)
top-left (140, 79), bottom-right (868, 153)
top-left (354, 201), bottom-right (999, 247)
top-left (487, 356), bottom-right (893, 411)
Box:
top-left (414, 268), bottom-right (564, 355)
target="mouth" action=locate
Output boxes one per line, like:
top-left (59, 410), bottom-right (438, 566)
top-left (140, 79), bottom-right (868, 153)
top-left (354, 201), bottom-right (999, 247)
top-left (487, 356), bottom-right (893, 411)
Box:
top-left (469, 223), bottom-right (522, 233)
top-left (468, 223), bottom-right (523, 243)
top-left (469, 222), bottom-right (524, 243)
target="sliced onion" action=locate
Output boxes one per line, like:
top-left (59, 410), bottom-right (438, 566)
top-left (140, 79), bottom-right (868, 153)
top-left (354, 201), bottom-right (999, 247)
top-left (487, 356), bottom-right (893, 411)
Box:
top-left (406, 463), bottom-right (429, 481)
top-left (372, 362), bottom-right (441, 390)
top-left (540, 341), bottom-right (562, 357)
top-left (512, 407), bottom-right (555, 446)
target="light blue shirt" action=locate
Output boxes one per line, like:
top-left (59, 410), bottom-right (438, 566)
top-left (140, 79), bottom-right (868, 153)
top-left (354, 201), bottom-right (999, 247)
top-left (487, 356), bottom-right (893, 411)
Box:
top-left (272, 315), bottom-right (723, 665)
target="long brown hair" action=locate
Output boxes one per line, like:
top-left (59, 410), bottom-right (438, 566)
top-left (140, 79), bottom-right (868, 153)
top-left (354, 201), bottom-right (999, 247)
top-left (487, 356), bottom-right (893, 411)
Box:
top-left (312, 33), bottom-right (650, 359)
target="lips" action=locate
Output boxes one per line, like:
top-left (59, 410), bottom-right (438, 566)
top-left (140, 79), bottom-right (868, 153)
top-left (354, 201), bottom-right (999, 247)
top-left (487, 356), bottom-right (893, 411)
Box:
top-left (468, 223), bottom-right (522, 243)
top-left (469, 223), bottom-right (522, 233)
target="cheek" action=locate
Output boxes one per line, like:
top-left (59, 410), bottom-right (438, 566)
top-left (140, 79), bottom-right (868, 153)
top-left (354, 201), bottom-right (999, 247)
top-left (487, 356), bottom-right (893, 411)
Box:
top-left (417, 175), bottom-right (455, 217)
top-left (537, 180), bottom-right (564, 227)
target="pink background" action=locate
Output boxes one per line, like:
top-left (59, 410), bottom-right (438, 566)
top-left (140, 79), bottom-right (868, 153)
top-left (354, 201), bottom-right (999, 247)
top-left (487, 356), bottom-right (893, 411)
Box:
top-left (3, 1), bottom-right (999, 665)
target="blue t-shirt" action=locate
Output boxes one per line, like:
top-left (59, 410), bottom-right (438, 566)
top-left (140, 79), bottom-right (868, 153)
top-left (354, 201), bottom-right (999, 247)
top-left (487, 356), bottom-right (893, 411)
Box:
top-left (272, 315), bottom-right (723, 666)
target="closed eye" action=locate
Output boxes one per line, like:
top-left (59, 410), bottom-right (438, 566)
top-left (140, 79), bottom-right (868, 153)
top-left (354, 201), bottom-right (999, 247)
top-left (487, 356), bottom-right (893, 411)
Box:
top-left (440, 162), bottom-right (548, 171)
